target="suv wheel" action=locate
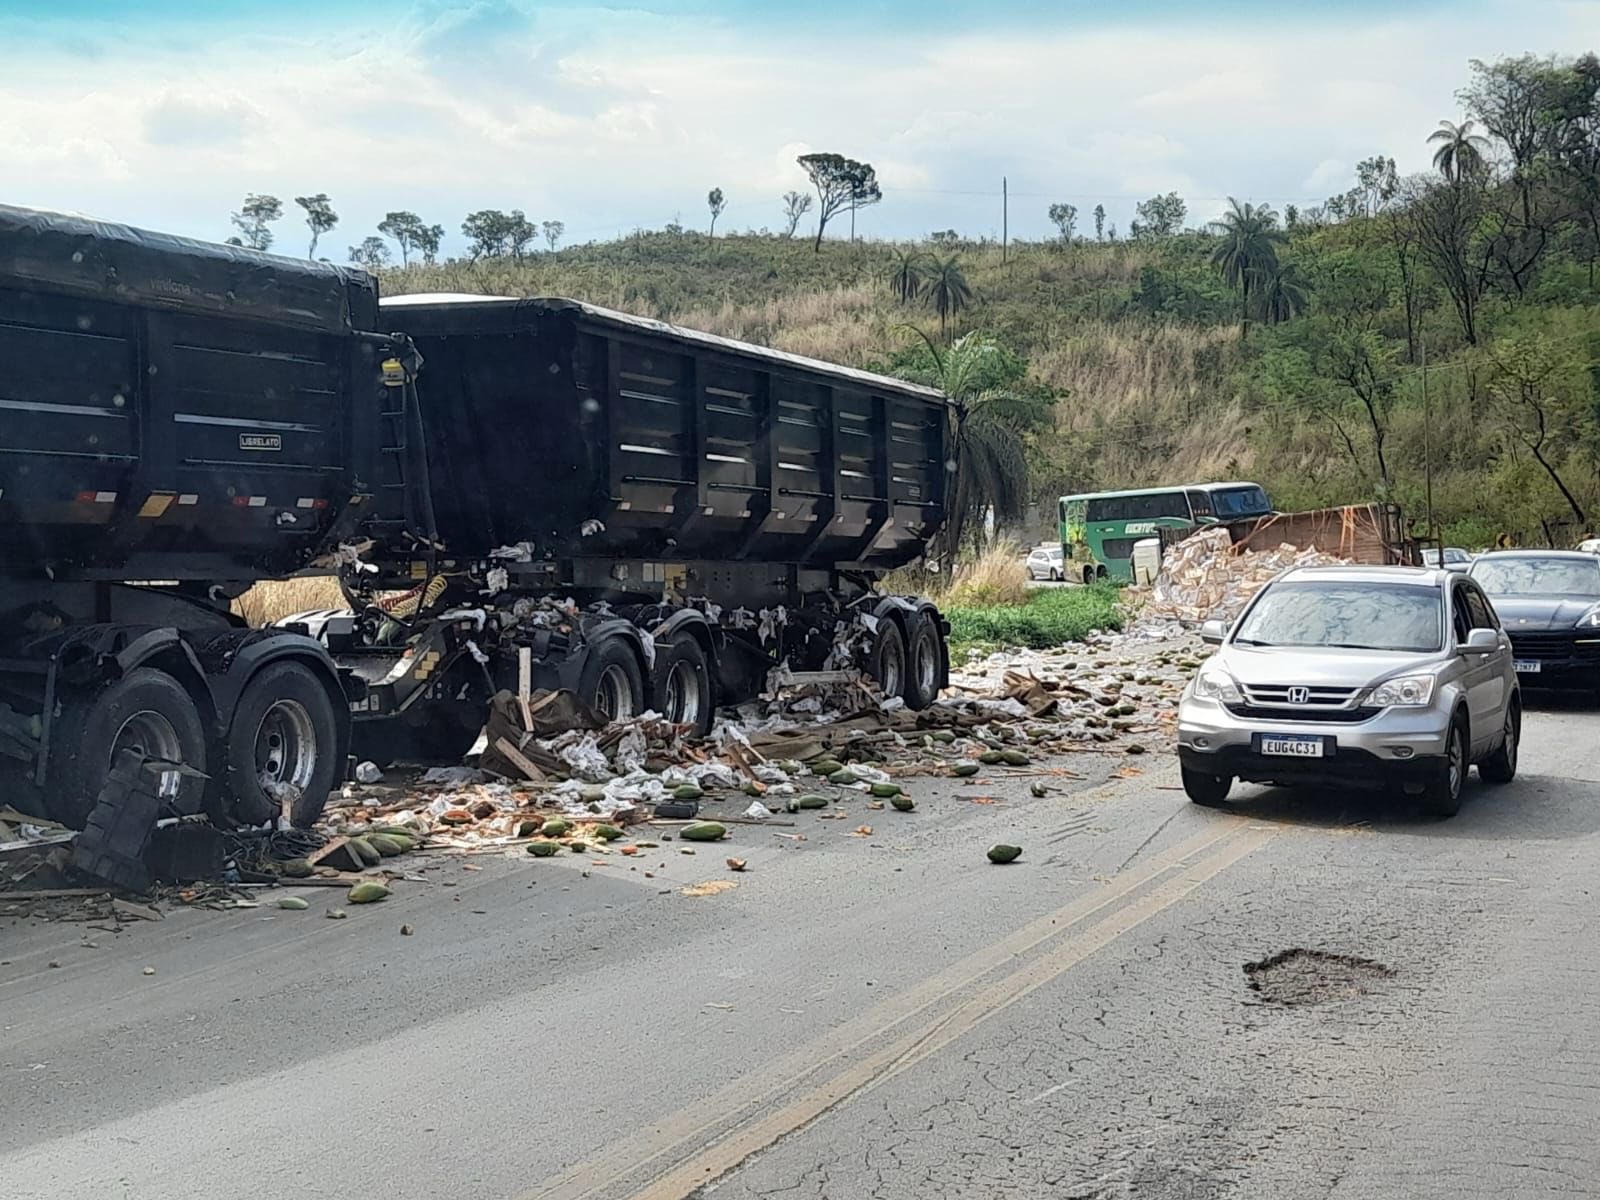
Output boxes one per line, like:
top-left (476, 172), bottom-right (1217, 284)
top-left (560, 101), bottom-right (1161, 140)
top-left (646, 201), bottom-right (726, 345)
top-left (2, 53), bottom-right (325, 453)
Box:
top-left (1478, 702), bottom-right (1519, 784)
top-left (1182, 766), bottom-right (1232, 806)
top-left (1420, 718), bottom-right (1467, 817)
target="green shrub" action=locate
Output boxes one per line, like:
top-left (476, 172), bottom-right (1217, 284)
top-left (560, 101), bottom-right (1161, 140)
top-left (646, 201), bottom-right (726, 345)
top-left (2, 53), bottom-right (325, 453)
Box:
top-left (945, 584), bottom-right (1123, 653)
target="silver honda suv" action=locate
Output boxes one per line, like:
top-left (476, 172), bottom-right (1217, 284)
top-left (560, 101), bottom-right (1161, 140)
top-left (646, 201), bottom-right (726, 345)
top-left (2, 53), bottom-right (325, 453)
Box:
top-left (1177, 566), bottom-right (1520, 816)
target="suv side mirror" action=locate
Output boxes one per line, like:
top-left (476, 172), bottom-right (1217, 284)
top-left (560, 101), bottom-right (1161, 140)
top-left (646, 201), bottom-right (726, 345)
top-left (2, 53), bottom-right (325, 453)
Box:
top-left (1462, 627), bottom-right (1499, 654)
top-left (1200, 619), bottom-right (1228, 645)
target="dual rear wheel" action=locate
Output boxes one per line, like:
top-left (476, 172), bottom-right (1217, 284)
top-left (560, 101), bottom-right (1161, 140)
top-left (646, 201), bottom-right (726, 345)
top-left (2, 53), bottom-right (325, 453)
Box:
top-left (49, 662), bottom-right (340, 831)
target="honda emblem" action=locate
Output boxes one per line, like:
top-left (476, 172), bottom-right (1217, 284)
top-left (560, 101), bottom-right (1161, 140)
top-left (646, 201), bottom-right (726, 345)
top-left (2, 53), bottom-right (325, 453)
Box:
top-left (1287, 686), bottom-right (1310, 705)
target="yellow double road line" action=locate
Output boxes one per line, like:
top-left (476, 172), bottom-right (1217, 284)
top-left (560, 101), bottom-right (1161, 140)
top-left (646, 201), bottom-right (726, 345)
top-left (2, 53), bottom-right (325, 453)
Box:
top-left (520, 819), bottom-right (1273, 1200)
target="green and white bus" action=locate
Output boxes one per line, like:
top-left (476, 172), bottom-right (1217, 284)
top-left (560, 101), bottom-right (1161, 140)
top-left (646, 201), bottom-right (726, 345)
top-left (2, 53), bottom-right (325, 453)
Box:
top-left (1058, 482), bottom-right (1273, 584)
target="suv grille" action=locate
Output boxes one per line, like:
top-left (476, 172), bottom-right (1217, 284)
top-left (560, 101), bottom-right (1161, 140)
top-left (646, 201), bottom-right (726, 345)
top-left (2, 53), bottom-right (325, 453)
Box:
top-left (1228, 683), bottom-right (1375, 724)
top-left (1507, 630), bottom-right (1600, 661)
top-left (1224, 703), bottom-right (1381, 724)
top-left (1240, 684), bottom-right (1361, 706)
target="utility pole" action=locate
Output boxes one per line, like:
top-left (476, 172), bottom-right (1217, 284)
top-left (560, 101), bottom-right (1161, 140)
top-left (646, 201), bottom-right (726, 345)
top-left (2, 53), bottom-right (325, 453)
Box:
top-left (1421, 336), bottom-right (1436, 546)
top-left (1002, 176), bottom-right (1008, 265)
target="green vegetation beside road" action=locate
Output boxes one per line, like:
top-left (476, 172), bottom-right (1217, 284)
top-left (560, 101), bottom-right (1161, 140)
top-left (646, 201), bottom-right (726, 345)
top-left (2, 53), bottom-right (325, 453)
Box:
top-left (945, 584), bottom-right (1124, 655)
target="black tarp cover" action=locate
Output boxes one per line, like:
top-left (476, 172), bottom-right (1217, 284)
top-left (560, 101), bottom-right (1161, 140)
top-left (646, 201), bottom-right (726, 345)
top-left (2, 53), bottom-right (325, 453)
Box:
top-left (0, 203), bottom-right (377, 334)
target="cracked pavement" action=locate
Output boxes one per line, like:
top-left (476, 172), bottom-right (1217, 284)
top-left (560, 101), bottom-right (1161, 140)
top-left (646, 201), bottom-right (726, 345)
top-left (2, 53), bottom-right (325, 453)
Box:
top-left (3, 698), bottom-right (1597, 1199)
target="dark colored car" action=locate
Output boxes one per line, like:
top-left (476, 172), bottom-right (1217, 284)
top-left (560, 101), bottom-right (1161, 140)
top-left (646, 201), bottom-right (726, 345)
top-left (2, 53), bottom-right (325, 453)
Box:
top-left (1469, 550), bottom-right (1600, 689)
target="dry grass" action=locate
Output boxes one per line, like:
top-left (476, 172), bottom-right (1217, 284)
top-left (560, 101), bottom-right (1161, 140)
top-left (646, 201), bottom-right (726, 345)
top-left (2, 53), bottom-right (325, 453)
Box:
top-left (232, 577), bottom-right (344, 628)
top-left (937, 539), bottom-right (1031, 608)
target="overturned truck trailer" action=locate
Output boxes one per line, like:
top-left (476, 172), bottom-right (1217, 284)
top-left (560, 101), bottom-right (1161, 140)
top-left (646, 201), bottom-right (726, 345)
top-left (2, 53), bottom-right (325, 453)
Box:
top-left (0, 207), bottom-right (953, 833)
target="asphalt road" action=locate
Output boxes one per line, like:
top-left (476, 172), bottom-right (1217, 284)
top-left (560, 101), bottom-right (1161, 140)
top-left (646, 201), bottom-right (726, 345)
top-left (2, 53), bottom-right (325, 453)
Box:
top-left (4, 698), bottom-right (1598, 1200)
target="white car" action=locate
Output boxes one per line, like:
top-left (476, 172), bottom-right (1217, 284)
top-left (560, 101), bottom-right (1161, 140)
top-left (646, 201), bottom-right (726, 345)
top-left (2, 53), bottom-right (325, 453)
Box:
top-left (1577, 537), bottom-right (1600, 556)
top-left (1422, 547), bottom-right (1472, 572)
top-left (1026, 545), bottom-right (1065, 581)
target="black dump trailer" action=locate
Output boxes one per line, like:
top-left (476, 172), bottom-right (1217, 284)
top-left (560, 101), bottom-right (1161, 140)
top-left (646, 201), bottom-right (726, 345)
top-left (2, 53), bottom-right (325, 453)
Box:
top-left (1, 208), bottom-right (953, 837)
top-left (332, 295), bottom-right (952, 766)
top-left (0, 204), bottom-right (382, 831)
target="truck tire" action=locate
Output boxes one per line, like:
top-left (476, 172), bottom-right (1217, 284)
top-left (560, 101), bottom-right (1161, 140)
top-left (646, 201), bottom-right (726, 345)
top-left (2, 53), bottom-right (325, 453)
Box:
top-left (48, 668), bottom-right (209, 829)
top-left (903, 612), bottom-right (943, 711)
top-left (1419, 717), bottom-right (1467, 818)
top-left (579, 637), bottom-right (645, 723)
top-left (656, 634), bottom-right (714, 737)
top-left (867, 620), bottom-right (907, 699)
top-left (224, 661), bottom-right (341, 828)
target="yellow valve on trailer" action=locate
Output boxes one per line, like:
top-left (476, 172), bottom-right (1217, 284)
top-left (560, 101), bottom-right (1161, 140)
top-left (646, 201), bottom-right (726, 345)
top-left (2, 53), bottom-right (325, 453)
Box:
top-left (381, 357), bottom-right (407, 388)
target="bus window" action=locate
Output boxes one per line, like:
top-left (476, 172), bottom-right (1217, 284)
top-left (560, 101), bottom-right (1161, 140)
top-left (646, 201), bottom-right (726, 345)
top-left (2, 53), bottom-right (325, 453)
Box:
top-left (1186, 489), bottom-right (1212, 519)
top-left (1085, 492), bottom-right (1191, 522)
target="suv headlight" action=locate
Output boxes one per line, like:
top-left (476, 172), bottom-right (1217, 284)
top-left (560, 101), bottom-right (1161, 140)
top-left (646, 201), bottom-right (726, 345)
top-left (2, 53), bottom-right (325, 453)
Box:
top-left (1369, 675), bottom-right (1436, 707)
top-left (1576, 605), bottom-right (1600, 628)
top-left (1193, 667), bottom-right (1242, 704)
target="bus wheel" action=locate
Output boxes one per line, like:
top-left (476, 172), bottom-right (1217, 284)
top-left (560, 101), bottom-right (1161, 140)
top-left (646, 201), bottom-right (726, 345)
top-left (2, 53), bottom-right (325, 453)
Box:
top-left (1081, 566), bottom-right (1095, 586)
top-left (1096, 565), bottom-right (1109, 582)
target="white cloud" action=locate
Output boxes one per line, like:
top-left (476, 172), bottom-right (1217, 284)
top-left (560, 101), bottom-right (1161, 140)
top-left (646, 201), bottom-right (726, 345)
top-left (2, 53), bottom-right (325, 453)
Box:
top-left (1303, 158), bottom-right (1349, 191)
top-left (6, 1), bottom-right (1600, 252)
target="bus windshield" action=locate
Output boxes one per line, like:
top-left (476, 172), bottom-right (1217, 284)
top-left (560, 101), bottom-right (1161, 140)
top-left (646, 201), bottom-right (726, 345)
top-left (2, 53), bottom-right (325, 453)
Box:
top-left (1207, 485), bottom-right (1272, 519)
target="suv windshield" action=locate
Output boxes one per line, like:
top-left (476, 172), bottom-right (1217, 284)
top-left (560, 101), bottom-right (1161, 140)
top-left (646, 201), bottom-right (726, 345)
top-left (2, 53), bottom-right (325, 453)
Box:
top-left (1232, 580), bottom-right (1443, 652)
top-left (1472, 556), bottom-right (1600, 596)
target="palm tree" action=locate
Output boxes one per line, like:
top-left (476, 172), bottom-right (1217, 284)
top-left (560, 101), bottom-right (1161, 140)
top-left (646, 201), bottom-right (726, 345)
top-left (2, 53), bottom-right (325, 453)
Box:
top-left (897, 329), bottom-right (1057, 559)
top-left (1209, 198), bottom-right (1286, 340)
top-left (1428, 119), bottom-right (1491, 184)
top-left (923, 255), bottom-right (974, 340)
top-left (887, 248), bottom-right (925, 304)
top-left (1254, 262), bottom-right (1311, 325)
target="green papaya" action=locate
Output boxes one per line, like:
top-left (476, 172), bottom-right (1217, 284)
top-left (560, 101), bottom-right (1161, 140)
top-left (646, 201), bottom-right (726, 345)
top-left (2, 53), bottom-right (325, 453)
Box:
top-left (278, 858), bottom-right (313, 878)
top-left (347, 880), bottom-right (391, 903)
top-left (827, 768), bottom-right (860, 785)
top-left (890, 795), bottom-right (916, 812)
top-left (1000, 750), bottom-right (1030, 766)
top-left (526, 841), bottom-right (560, 857)
top-left (869, 782), bottom-right (902, 798)
top-left (977, 751), bottom-right (1005, 765)
top-left (367, 834), bottom-right (405, 858)
top-left (275, 895), bottom-right (309, 910)
top-left (986, 844), bottom-right (1022, 864)
top-left (540, 818), bottom-right (572, 837)
top-left (930, 730), bottom-right (957, 744)
top-left (680, 821), bottom-right (727, 842)
top-left (810, 759), bottom-right (843, 777)
top-left (673, 784), bottom-right (705, 801)
top-left (569, 840), bottom-right (589, 853)
top-left (952, 763), bottom-right (980, 777)
top-left (590, 824), bottom-right (624, 842)
top-left (349, 837), bottom-right (381, 867)
top-left (796, 795), bottom-right (829, 809)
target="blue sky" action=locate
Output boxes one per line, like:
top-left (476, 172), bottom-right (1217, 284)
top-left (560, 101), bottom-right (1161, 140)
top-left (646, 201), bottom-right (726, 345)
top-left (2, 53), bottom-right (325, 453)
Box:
top-left (3, 1), bottom-right (1598, 259)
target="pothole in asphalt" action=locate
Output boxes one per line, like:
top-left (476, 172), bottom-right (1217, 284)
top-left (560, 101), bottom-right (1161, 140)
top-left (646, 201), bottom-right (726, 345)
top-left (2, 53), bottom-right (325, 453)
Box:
top-left (1243, 948), bottom-right (1393, 1005)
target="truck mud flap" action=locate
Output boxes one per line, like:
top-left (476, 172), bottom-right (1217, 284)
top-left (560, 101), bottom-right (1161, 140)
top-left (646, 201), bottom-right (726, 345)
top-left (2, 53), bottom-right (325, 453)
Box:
top-left (68, 749), bottom-right (161, 893)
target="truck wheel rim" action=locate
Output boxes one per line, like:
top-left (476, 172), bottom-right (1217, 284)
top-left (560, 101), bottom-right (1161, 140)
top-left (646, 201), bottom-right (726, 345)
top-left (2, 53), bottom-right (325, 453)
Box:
top-left (913, 634), bottom-right (939, 697)
top-left (596, 664), bottom-right (637, 721)
top-left (255, 700), bottom-right (318, 793)
top-left (878, 640), bottom-right (904, 696)
top-left (663, 660), bottom-right (702, 725)
top-left (113, 711), bottom-right (184, 799)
